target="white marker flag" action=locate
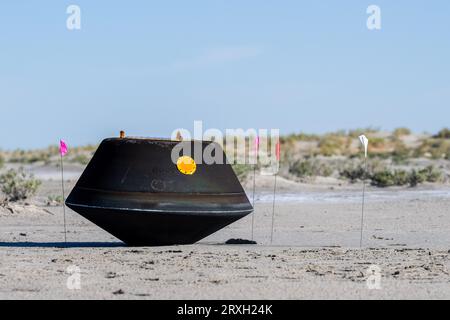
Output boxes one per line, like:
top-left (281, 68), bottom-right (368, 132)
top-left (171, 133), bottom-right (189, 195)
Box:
top-left (359, 135), bottom-right (369, 158)
top-left (358, 134), bottom-right (369, 248)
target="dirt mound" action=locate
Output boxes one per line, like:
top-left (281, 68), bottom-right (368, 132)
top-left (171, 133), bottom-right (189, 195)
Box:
top-left (225, 238), bottom-right (257, 245)
top-left (0, 203), bottom-right (53, 216)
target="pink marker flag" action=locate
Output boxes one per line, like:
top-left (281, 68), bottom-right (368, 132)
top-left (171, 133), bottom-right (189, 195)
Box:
top-left (59, 139), bottom-right (68, 243)
top-left (254, 136), bottom-right (260, 153)
top-left (251, 135), bottom-right (260, 240)
top-left (60, 140), bottom-right (68, 157)
top-left (276, 141), bottom-right (281, 161)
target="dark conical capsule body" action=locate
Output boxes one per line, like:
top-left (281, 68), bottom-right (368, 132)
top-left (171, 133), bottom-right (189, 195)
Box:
top-left (66, 138), bottom-right (253, 246)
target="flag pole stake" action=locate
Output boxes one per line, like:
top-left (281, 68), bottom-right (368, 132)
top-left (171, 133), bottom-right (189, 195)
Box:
top-left (358, 135), bottom-right (369, 248)
top-left (251, 136), bottom-right (259, 241)
top-left (360, 156), bottom-right (367, 248)
top-left (270, 173), bottom-right (277, 244)
top-left (60, 152), bottom-right (67, 244)
top-left (270, 140), bottom-right (280, 245)
top-left (251, 164), bottom-right (256, 240)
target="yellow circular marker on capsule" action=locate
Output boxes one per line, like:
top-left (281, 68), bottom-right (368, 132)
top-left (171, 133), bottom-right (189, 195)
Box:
top-left (177, 156), bottom-right (197, 175)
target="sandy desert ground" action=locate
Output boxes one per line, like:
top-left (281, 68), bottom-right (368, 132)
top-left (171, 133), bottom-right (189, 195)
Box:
top-left (1, 164), bottom-right (450, 299)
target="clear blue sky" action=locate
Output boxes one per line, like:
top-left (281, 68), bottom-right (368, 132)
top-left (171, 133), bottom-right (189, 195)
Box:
top-left (1, 1), bottom-right (449, 149)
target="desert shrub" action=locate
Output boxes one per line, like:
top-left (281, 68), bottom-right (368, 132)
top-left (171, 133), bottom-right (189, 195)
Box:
top-left (370, 137), bottom-right (387, 149)
top-left (370, 170), bottom-right (397, 187)
top-left (68, 144), bottom-right (97, 154)
top-left (8, 150), bottom-right (24, 163)
top-left (289, 159), bottom-right (333, 178)
top-left (9, 149), bottom-right (52, 164)
top-left (71, 154), bottom-right (91, 165)
top-left (415, 139), bottom-right (450, 159)
top-left (370, 169), bottom-right (410, 187)
top-left (283, 133), bottom-right (319, 143)
top-left (329, 130), bottom-right (347, 137)
top-left (339, 158), bottom-right (388, 183)
top-left (370, 166), bottom-right (442, 188)
top-left (408, 169), bottom-right (427, 187)
top-left (393, 127), bottom-right (412, 138)
top-left (427, 168), bottom-right (442, 182)
top-left (0, 153), bottom-right (4, 169)
top-left (0, 168), bottom-right (41, 202)
top-left (46, 195), bottom-right (64, 206)
top-left (418, 166), bottom-right (442, 183)
top-left (434, 128), bottom-right (450, 139)
top-left (391, 142), bottom-right (412, 164)
top-left (393, 170), bottom-right (411, 185)
top-left (318, 139), bottom-right (338, 156)
top-left (317, 135), bottom-right (347, 156)
top-left (232, 164), bottom-right (252, 181)
top-left (348, 127), bottom-right (380, 139)
top-left (339, 164), bottom-right (368, 182)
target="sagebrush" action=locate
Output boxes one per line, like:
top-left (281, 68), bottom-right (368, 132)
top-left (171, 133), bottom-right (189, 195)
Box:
top-left (0, 168), bottom-right (41, 202)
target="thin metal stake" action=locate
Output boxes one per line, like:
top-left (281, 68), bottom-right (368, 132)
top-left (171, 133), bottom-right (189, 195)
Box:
top-left (251, 164), bottom-right (256, 240)
top-left (60, 154), bottom-right (67, 243)
top-left (359, 157), bottom-right (368, 248)
top-left (270, 173), bottom-right (277, 244)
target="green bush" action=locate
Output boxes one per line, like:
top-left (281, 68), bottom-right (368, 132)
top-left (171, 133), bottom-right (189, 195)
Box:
top-left (408, 170), bottom-right (426, 187)
top-left (317, 136), bottom-right (347, 156)
top-left (9, 149), bottom-right (52, 164)
top-left (348, 128), bottom-right (380, 139)
top-left (370, 166), bottom-right (442, 188)
top-left (415, 139), bottom-right (450, 159)
top-left (339, 164), bottom-right (368, 182)
top-left (232, 164), bottom-right (252, 182)
top-left (0, 168), bottom-right (41, 202)
top-left (0, 153), bottom-right (4, 169)
top-left (46, 195), bottom-right (64, 206)
top-left (393, 170), bottom-right (411, 185)
top-left (391, 143), bottom-right (411, 164)
top-left (393, 127), bottom-right (412, 137)
top-left (434, 128), bottom-right (450, 139)
top-left (283, 133), bottom-right (319, 142)
top-left (371, 169), bottom-right (411, 187)
top-left (405, 166), bottom-right (442, 187)
top-left (370, 137), bottom-right (387, 149)
top-left (71, 154), bottom-right (91, 165)
top-left (339, 162), bottom-right (443, 188)
top-left (370, 170), bottom-right (398, 187)
top-left (289, 159), bottom-right (333, 178)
